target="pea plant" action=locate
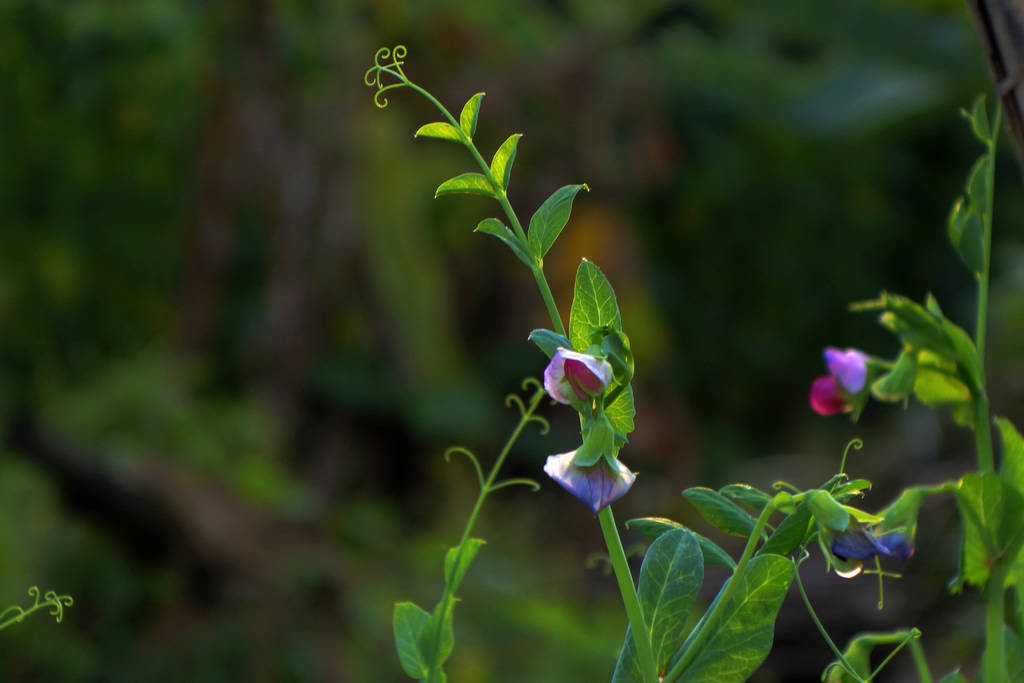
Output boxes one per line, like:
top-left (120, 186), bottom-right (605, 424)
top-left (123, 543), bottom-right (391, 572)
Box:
top-left (366, 45), bottom-right (1024, 682)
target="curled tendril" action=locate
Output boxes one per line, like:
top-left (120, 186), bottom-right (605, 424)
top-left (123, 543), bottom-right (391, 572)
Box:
top-left (505, 378), bottom-right (550, 434)
top-left (838, 438), bottom-right (864, 475)
top-left (0, 586), bottom-right (73, 630)
top-left (505, 392), bottom-right (527, 416)
top-left (364, 45), bottom-right (409, 108)
top-left (444, 446), bottom-right (485, 491)
top-left (489, 477), bottom-right (541, 493)
top-left (521, 376), bottom-right (544, 393)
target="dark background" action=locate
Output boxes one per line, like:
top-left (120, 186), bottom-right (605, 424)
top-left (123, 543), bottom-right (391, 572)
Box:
top-left (0, 0), bottom-right (1021, 680)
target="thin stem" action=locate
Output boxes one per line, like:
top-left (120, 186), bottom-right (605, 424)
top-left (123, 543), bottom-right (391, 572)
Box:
top-left (425, 384), bottom-right (547, 683)
top-left (973, 103), bottom-right (999, 474)
top-left (908, 636), bottom-right (933, 683)
top-left (533, 267), bottom-right (566, 337)
top-left (791, 559), bottom-right (864, 682)
top-left (983, 564), bottom-right (1008, 683)
top-left (598, 506), bottom-right (659, 683)
top-left (975, 393), bottom-right (995, 474)
top-left (663, 503), bottom-right (776, 682)
top-left (866, 629), bottom-right (919, 682)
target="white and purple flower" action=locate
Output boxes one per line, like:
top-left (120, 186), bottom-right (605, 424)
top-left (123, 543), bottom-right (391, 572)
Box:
top-left (543, 348), bottom-right (613, 405)
top-left (543, 450), bottom-right (636, 515)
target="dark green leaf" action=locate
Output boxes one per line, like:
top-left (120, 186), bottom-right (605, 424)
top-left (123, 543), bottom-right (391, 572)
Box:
top-left (941, 316), bottom-right (982, 393)
top-left (444, 538), bottom-right (485, 589)
top-left (967, 154), bottom-right (991, 215)
top-left (936, 671), bottom-right (968, 683)
top-left (1007, 626), bottom-right (1024, 682)
top-left (414, 122), bottom-right (462, 143)
top-left (963, 95), bottom-right (991, 144)
top-left (682, 487), bottom-right (757, 537)
top-left (671, 554), bottom-right (795, 682)
top-left (528, 329), bottom-right (570, 359)
top-left (435, 173), bottom-right (494, 198)
top-left (626, 518), bottom-right (736, 568)
top-left (719, 484), bottom-right (772, 512)
top-left (474, 218), bottom-right (533, 267)
top-left (953, 472), bottom-right (1024, 590)
top-left (759, 502), bottom-right (813, 557)
top-left (527, 184), bottom-right (589, 260)
top-left (459, 92), bottom-right (484, 138)
top-left (423, 599), bottom-right (454, 674)
top-left (948, 196), bottom-right (985, 276)
top-left (853, 293), bottom-right (955, 360)
top-left (871, 349), bottom-right (917, 401)
top-left (998, 418), bottom-right (1024, 496)
top-left (489, 134), bottom-right (522, 192)
top-left (568, 259), bottom-right (622, 352)
top-left (393, 601), bottom-right (431, 678)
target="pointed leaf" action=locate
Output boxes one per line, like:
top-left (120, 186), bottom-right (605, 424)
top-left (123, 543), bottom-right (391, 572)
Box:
top-left (963, 95), bottom-right (991, 144)
top-left (937, 671), bottom-right (968, 683)
top-left (422, 599), bottom-right (455, 673)
top-left (528, 184), bottom-right (590, 259)
top-left (941, 316), bottom-right (983, 392)
top-left (672, 554), bottom-right (795, 682)
top-left (998, 418), bottom-right (1024, 496)
top-left (682, 487), bottom-right (757, 537)
top-left (913, 368), bottom-right (971, 406)
top-left (414, 122), bottom-right (463, 142)
top-left (967, 154), bottom-right (992, 216)
top-left (475, 218), bottom-right (533, 267)
top-left (719, 484), bottom-right (772, 512)
top-left (393, 601), bottom-right (431, 678)
top-left (613, 529), bottom-right (704, 679)
top-left (435, 173), bottom-right (494, 198)
top-left (444, 538), bottom-right (485, 589)
top-left (758, 502), bottom-right (813, 557)
top-left (948, 197), bottom-right (985, 275)
top-left (490, 133), bottom-right (522, 192)
top-left (626, 518), bottom-right (736, 569)
top-left (953, 472), bottom-right (1024, 590)
top-left (871, 349), bottom-right (917, 401)
top-left (606, 384), bottom-right (635, 439)
top-left (528, 329), bottom-right (571, 359)
top-left (568, 259), bottom-right (622, 352)
top-left (459, 92), bottom-right (484, 138)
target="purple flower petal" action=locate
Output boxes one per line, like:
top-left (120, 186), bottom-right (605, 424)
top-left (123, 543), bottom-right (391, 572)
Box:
top-left (876, 531), bottom-right (914, 561)
top-left (809, 376), bottom-right (847, 416)
top-left (544, 451), bottom-right (636, 514)
top-left (824, 347), bottom-right (868, 393)
top-left (543, 348), bottom-right (613, 404)
top-left (830, 525), bottom-right (890, 561)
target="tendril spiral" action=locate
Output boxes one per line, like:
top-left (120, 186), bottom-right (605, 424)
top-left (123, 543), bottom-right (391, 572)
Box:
top-left (0, 586), bottom-right (74, 630)
top-left (364, 45), bottom-right (409, 108)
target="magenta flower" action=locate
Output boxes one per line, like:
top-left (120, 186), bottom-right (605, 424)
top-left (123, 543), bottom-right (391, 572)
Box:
top-left (543, 348), bottom-right (613, 404)
top-left (543, 450), bottom-right (636, 514)
top-left (809, 347), bottom-right (869, 416)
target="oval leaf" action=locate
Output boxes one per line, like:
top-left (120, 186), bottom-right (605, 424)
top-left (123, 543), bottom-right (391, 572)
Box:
top-left (528, 184), bottom-right (589, 259)
top-left (415, 122), bottom-right (462, 142)
top-left (444, 538), bottom-right (485, 588)
top-left (871, 348), bottom-right (917, 401)
top-left (435, 173), bottom-right (494, 198)
top-left (719, 484), bottom-right (772, 512)
top-left (758, 502), bottom-right (814, 557)
top-left (393, 601), bottom-right (431, 678)
top-left (606, 384), bottom-right (635, 439)
top-left (682, 487), bottom-right (757, 537)
top-left (568, 259), bottom-right (622, 352)
top-left (490, 133), bottom-right (522, 192)
top-left (528, 328), bottom-right (571, 359)
top-left (460, 92), bottom-right (485, 138)
top-left (475, 217), bottom-right (533, 267)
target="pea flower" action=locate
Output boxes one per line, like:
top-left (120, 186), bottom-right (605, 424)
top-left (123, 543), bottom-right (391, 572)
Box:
top-left (543, 450), bottom-right (636, 514)
top-left (809, 347), bottom-right (869, 416)
top-left (544, 348), bottom-right (613, 404)
top-left (831, 527), bottom-right (913, 562)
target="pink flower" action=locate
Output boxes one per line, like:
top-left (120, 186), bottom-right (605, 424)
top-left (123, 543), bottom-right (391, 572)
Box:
top-left (543, 450), bottom-right (636, 514)
top-left (543, 348), bottom-right (613, 404)
top-left (809, 347), bottom-right (868, 416)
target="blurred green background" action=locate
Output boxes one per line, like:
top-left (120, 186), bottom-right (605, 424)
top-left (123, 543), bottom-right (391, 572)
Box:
top-left (1, 0), bottom-right (1022, 680)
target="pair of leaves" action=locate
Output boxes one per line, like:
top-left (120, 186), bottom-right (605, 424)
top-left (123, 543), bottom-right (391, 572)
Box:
top-left (393, 538), bottom-right (485, 680)
top-left (415, 92), bottom-right (484, 143)
top-left (431, 130), bottom-right (518, 198)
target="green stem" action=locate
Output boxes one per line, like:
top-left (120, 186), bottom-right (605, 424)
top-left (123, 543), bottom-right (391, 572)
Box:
top-left (908, 636), bottom-right (933, 683)
top-left (975, 392), bottom-right (995, 474)
top-left (983, 564), bottom-right (1008, 683)
top-left (425, 383), bottom-right (546, 683)
top-left (663, 503), bottom-right (775, 682)
top-left (973, 103), bottom-right (999, 474)
top-left (792, 559), bottom-right (864, 682)
top-left (598, 506), bottom-right (659, 683)
top-left (866, 629), bottom-right (920, 682)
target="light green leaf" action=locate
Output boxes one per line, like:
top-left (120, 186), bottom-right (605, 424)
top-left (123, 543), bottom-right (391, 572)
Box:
top-left (414, 122), bottom-right (463, 143)
top-left (568, 259), bottom-right (622, 352)
top-left (998, 417), bottom-right (1024, 496)
top-left (809, 490), bottom-right (849, 532)
top-left (682, 487), bottom-right (757, 538)
top-left (490, 133), bottom-right (522, 192)
top-left (423, 599), bottom-right (455, 674)
top-left (913, 367), bottom-right (971, 406)
top-left (871, 349), bottom-right (917, 401)
top-left (672, 554), bottom-right (795, 682)
top-left (626, 518), bottom-right (736, 568)
top-left (444, 538), bottom-right (485, 589)
top-left (941, 316), bottom-right (983, 392)
top-left (393, 601), bottom-right (431, 678)
top-left (474, 217), bottom-right (533, 267)
top-left (435, 173), bottom-right (494, 198)
top-left (528, 184), bottom-right (589, 259)
top-left (460, 92), bottom-right (484, 139)
top-left (606, 385), bottom-right (635, 439)
top-left (528, 329), bottom-right (570, 359)
top-left (719, 484), bottom-right (772, 512)
top-left (936, 671), bottom-right (968, 683)
top-left (1007, 626), bottom-right (1024, 682)
top-left (963, 95), bottom-right (991, 144)
top-left (948, 196), bottom-right (985, 276)
top-left (953, 472), bottom-right (1024, 590)
top-left (854, 293), bottom-right (955, 360)
top-left (613, 529), bottom-right (704, 680)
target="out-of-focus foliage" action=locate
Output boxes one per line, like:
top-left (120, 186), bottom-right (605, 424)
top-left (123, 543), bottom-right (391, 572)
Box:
top-left (0, 0), bottom-right (1020, 680)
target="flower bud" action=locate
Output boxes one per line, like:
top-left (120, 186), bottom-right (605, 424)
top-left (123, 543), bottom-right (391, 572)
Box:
top-left (543, 348), bottom-right (613, 404)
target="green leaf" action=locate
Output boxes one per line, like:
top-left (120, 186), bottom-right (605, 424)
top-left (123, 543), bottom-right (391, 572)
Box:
top-left (424, 599), bottom-right (454, 674)
top-left (853, 293), bottom-right (955, 360)
top-left (719, 484), bottom-right (772, 512)
top-left (1007, 626), bottom-right (1024, 682)
top-left (682, 487), bottom-right (757, 537)
top-left (936, 671), bottom-right (968, 683)
top-left (997, 417), bottom-right (1024, 496)
top-left (568, 259), bottom-right (622, 352)
top-left (606, 384), bottom-right (635, 440)
top-left (459, 92), bottom-right (484, 139)
top-left (967, 154), bottom-right (992, 216)
top-left (435, 173), bottom-right (494, 198)
top-left (913, 367), bottom-right (971, 406)
top-left (393, 601), bottom-right (431, 678)
top-left (444, 538), bottom-right (485, 588)
top-left (809, 490), bottom-right (850, 532)
top-left (963, 95), bottom-right (991, 144)
top-left (671, 554), bottom-right (795, 682)
top-left (953, 472), bottom-right (1024, 590)
top-left (489, 134), bottom-right (522, 192)
top-left (758, 502), bottom-right (813, 557)
top-left (474, 218), bottom-right (533, 267)
top-left (941, 316), bottom-right (983, 393)
top-left (948, 196), bottom-right (985, 276)
top-left (871, 349), bottom-right (917, 401)
top-left (613, 529), bottom-right (704, 680)
top-left (528, 329), bottom-right (570, 359)
top-left (414, 122), bottom-right (463, 143)
top-left (527, 184), bottom-right (589, 260)
top-left (626, 518), bottom-right (736, 568)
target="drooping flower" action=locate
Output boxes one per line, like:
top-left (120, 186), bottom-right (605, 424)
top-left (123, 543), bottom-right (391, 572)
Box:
top-left (543, 450), bottom-right (636, 514)
top-left (543, 348), bottom-right (614, 404)
top-left (809, 347), bottom-right (869, 416)
top-left (830, 525), bottom-right (913, 563)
